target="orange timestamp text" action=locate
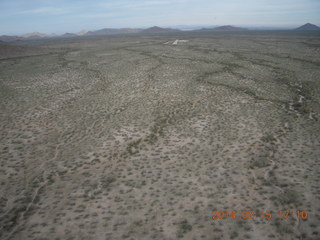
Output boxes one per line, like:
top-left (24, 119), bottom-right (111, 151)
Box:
top-left (212, 210), bottom-right (308, 220)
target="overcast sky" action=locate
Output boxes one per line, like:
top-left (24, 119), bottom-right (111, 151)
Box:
top-left (1, 0), bottom-right (320, 35)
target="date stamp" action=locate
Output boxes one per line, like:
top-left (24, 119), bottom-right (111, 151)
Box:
top-left (212, 210), bottom-right (308, 220)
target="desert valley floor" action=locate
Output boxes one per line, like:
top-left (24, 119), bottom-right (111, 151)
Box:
top-left (0, 31), bottom-right (320, 239)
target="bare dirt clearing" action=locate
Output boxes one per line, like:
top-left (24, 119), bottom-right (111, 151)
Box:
top-left (0, 32), bottom-right (320, 240)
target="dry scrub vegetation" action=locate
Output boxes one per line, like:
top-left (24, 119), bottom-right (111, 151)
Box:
top-left (0, 32), bottom-right (320, 239)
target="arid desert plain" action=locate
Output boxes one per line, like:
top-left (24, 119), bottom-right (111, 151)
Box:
top-left (1, 31), bottom-right (320, 239)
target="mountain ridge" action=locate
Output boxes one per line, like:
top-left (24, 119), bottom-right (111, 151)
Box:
top-left (86, 28), bottom-right (142, 36)
top-left (141, 26), bottom-right (180, 33)
top-left (1, 23), bottom-right (319, 42)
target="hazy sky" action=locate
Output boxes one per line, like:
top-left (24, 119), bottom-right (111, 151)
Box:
top-left (1, 0), bottom-right (320, 35)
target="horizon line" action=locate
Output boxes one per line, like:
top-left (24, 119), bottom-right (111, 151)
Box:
top-left (1, 22), bottom-right (319, 36)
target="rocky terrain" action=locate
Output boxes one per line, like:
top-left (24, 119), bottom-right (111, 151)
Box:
top-left (0, 31), bottom-right (319, 240)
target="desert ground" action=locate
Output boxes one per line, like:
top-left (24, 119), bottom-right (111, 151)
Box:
top-left (0, 31), bottom-right (320, 240)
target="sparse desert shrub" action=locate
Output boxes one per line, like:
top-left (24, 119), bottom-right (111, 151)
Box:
top-left (261, 134), bottom-right (276, 143)
top-left (275, 219), bottom-right (293, 234)
top-left (177, 219), bottom-right (192, 238)
top-left (250, 156), bottom-right (270, 169)
top-left (230, 231), bottom-right (239, 239)
top-left (280, 189), bottom-right (299, 205)
top-left (101, 176), bottom-right (116, 188)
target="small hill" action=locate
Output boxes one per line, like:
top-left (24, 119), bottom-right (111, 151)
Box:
top-left (214, 25), bottom-right (248, 31)
top-left (61, 33), bottom-right (77, 38)
top-left (77, 30), bottom-right (89, 36)
top-left (142, 26), bottom-right (180, 33)
top-left (295, 23), bottom-right (320, 31)
top-left (196, 25), bottom-right (248, 32)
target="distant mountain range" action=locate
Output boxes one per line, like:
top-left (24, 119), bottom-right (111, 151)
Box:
top-left (0, 26), bottom-right (179, 42)
top-left (0, 23), bottom-right (319, 42)
top-left (18, 32), bottom-right (58, 38)
top-left (86, 28), bottom-right (142, 36)
top-left (0, 30), bottom-right (86, 41)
